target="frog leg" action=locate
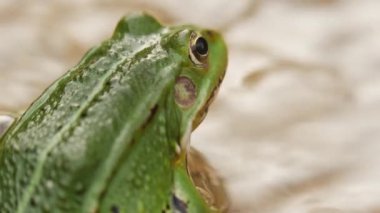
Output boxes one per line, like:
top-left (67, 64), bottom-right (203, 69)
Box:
top-left (172, 147), bottom-right (229, 213)
top-left (187, 148), bottom-right (230, 213)
top-left (173, 159), bottom-right (213, 213)
top-left (0, 113), bottom-right (16, 137)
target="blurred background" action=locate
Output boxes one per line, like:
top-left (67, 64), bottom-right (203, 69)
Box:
top-left (1, 0), bottom-right (380, 212)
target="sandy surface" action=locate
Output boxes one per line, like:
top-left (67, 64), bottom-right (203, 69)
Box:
top-left (1, 1), bottom-right (380, 212)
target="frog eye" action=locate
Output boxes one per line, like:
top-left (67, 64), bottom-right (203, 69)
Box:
top-left (189, 32), bottom-right (208, 67)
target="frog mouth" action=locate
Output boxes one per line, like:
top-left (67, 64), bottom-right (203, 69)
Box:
top-left (192, 76), bottom-right (222, 130)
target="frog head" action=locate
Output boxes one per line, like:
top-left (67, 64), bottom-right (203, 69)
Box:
top-left (162, 24), bottom-right (228, 146)
top-left (111, 12), bottom-right (227, 136)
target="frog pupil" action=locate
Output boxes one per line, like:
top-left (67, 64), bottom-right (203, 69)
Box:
top-left (195, 37), bottom-right (208, 55)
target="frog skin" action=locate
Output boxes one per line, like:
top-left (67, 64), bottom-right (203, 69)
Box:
top-left (0, 13), bottom-right (227, 213)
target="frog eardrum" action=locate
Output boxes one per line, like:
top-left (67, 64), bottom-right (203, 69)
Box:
top-left (174, 76), bottom-right (197, 108)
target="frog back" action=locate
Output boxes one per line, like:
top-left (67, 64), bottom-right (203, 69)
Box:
top-left (0, 14), bottom-right (181, 212)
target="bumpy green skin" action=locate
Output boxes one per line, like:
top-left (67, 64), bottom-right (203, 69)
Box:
top-left (0, 13), bottom-right (227, 213)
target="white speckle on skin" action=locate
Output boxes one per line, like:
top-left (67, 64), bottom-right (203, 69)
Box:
top-left (45, 180), bottom-right (54, 189)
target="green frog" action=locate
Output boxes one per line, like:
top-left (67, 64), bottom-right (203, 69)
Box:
top-left (0, 12), bottom-right (228, 213)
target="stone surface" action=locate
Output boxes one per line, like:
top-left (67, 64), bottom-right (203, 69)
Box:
top-left (1, 0), bottom-right (380, 212)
